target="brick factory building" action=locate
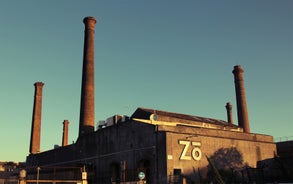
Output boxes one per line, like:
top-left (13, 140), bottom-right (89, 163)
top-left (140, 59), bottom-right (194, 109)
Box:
top-left (25, 17), bottom-right (277, 183)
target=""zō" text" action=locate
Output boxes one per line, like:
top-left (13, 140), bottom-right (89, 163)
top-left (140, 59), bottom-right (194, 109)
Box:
top-left (179, 140), bottom-right (202, 161)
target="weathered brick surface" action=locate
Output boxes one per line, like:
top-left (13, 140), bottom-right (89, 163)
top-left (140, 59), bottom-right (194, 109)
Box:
top-left (163, 124), bottom-right (275, 180)
top-left (62, 120), bottom-right (69, 146)
top-left (233, 65), bottom-right (250, 133)
top-left (27, 119), bottom-right (275, 183)
top-left (79, 17), bottom-right (96, 136)
top-left (29, 82), bottom-right (44, 154)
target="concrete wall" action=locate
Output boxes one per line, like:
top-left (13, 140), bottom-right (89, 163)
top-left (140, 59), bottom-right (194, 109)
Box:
top-left (162, 125), bottom-right (276, 182)
top-left (26, 121), bottom-right (165, 183)
top-left (90, 121), bottom-right (157, 182)
top-left (26, 120), bottom-right (276, 183)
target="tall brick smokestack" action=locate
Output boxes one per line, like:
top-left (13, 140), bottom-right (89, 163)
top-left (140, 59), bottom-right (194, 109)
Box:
top-left (79, 16), bottom-right (96, 136)
top-left (233, 65), bottom-right (250, 133)
top-left (225, 102), bottom-right (233, 124)
top-left (29, 82), bottom-right (44, 154)
top-left (62, 120), bottom-right (69, 146)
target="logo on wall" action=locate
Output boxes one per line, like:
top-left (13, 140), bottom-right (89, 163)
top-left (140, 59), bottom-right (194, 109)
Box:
top-left (178, 140), bottom-right (202, 161)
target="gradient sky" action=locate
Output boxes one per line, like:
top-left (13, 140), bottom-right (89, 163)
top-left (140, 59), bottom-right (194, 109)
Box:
top-left (0, 1), bottom-right (292, 162)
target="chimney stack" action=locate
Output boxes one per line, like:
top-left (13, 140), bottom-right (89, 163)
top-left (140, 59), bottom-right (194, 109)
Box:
top-left (29, 82), bottom-right (44, 154)
top-left (225, 102), bottom-right (233, 124)
top-left (79, 16), bottom-right (96, 136)
top-left (233, 65), bottom-right (250, 133)
top-left (62, 120), bottom-right (69, 146)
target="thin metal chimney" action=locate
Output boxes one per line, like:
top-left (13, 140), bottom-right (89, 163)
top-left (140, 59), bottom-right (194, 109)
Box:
top-left (29, 82), bottom-right (44, 154)
top-left (225, 102), bottom-right (233, 124)
top-left (62, 120), bottom-right (69, 146)
top-left (79, 16), bottom-right (96, 136)
top-left (232, 65), bottom-right (250, 133)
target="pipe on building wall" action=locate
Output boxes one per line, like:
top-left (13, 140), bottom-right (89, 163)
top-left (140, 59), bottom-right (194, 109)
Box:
top-left (29, 82), bottom-right (44, 154)
top-left (232, 65), bottom-right (250, 133)
top-left (62, 120), bottom-right (69, 146)
top-left (225, 102), bottom-right (233, 124)
top-left (79, 16), bottom-right (97, 136)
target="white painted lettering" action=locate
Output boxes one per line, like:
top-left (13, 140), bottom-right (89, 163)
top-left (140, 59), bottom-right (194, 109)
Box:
top-left (179, 140), bottom-right (191, 160)
top-left (179, 140), bottom-right (202, 161)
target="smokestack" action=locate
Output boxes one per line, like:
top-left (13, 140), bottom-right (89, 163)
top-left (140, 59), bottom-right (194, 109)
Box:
top-left (233, 65), bottom-right (250, 133)
top-left (29, 82), bottom-right (44, 154)
top-left (62, 120), bottom-right (69, 146)
top-left (79, 16), bottom-right (96, 136)
top-left (225, 102), bottom-right (233, 124)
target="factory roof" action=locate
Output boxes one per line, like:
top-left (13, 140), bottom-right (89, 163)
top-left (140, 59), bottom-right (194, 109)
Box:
top-left (131, 107), bottom-right (241, 131)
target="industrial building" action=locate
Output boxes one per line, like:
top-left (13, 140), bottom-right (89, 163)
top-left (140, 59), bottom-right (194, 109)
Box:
top-left (25, 16), bottom-right (276, 183)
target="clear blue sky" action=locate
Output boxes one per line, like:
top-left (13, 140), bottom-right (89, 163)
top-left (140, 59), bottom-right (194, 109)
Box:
top-left (0, 1), bottom-right (292, 162)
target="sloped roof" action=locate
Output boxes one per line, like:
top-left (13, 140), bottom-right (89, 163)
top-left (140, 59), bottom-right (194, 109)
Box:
top-left (131, 107), bottom-right (239, 128)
